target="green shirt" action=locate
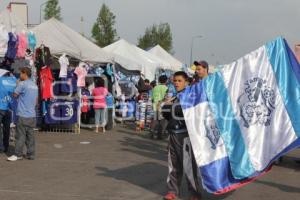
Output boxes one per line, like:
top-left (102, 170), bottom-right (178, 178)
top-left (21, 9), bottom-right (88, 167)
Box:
top-left (152, 84), bottom-right (168, 111)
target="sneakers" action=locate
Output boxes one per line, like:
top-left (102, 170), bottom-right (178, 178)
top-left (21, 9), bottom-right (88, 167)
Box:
top-left (164, 192), bottom-right (177, 200)
top-left (25, 155), bottom-right (35, 160)
top-left (7, 155), bottom-right (23, 161)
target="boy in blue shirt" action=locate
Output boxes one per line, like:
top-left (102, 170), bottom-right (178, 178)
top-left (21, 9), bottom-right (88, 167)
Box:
top-left (7, 67), bottom-right (38, 161)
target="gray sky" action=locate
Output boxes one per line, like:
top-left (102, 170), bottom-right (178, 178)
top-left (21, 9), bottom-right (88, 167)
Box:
top-left (1, 0), bottom-right (300, 66)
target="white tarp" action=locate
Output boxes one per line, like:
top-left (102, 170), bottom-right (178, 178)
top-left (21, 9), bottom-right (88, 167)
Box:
top-left (0, 9), bottom-right (27, 33)
top-left (104, 39), bottom-right (172, 80)
top-left (148, 45), bottom-right (183, 71)
top-left (0, 9), bottom-right (27, 57)
top-left (31, 18), bottom-right (112, 63)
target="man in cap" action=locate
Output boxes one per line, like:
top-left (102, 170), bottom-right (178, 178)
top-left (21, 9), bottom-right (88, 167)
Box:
top-left (193, 60), bottom-right (209, 83)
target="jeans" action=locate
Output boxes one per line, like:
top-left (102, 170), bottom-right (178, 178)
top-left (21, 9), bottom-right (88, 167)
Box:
top-left (95, 108), bottom-right (106, 127)
top-left (0, 110), bottom-right (11, 152)
top-left (15, 117), bottom-right (36, 158)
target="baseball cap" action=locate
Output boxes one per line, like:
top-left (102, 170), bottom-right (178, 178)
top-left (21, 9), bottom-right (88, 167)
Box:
top-left (194, 60), bottom-right (209, 68)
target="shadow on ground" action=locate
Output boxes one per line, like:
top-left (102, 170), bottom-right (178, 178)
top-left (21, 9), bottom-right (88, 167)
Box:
top-left (96, 161), bottom-right (234, 200)
top-left (273, 155), bottom-right (300, 172)
top-left (119, 136), bottom-right (167, 162)
top-left (96, 162), bottom-right (167, 197)
top-left (255, 180), bottom-right (300, 193)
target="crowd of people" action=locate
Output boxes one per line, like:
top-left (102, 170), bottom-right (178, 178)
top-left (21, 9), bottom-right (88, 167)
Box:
top-left (0, 58), bottom-right (209, 199)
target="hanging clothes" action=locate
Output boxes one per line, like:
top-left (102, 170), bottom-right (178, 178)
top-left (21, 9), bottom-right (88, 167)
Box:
top-left (61, 69), bottom-right (77, 93)
top-left (81, 88), bottom-right (90, 113)
top-left (27, 32), bottom-right (36, 51)
top-left (74, 63), bottom-right (87, 87)
top-left (25, 49), bottom-right (36, 83)
top-left (0, 25), bottom-right (8, 56)
top-left (5, 32), bottom-right (18, 60)
top-left (40, 66), bottom-right (54, 99)
top-left (25, 49), bottom-right (34, 66)
top-left (16, 32), bottom-right (28, 58)
top-left (35, 45), bottom-right (52, 69)
top-left (59, 54), bottom-right (69, 78)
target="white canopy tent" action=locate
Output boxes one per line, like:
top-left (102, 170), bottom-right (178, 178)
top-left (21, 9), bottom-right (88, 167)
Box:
top-left (31, 18), bottom-right (112, 63)
top-left (0, 9), bottom-right (27, 33)
top-left (104, 39), bottom-right (172, 80)
top-left (148, 45), bottom-right (183, 71)
top-left (0, 9), bottom-right (27, 57)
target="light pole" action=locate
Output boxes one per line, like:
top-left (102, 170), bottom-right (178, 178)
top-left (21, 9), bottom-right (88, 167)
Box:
top-left (190, 35), bottom-right (203, 66)
top-left (40, 1), bottom-right (48, 24)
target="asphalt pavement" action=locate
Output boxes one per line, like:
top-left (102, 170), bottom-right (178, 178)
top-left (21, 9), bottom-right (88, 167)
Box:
top-left (0, 123), bottom-right (300, 200)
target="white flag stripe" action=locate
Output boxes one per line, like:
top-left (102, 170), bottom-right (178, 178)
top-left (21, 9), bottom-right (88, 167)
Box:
top-left (220, 46), bottom-right (297, 171)
top-left (184, 102), bottom-right (227, 167)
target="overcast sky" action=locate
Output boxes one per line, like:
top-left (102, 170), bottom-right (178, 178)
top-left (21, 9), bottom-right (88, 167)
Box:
top-left (1, 0), bottom-right (300, 66)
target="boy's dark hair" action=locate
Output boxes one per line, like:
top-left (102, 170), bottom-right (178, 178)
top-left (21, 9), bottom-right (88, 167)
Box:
top-left (158, 75), bottom-right (168, 84)
top-left (95, 77), bottom-right (105, 87)
top-left (173, 71), bottom-right (188, 80)
top-left (20, 67), bottom-right (32, 77)
top-left (144, 79), bottom-right (150, 84)
top-left (195, 60), bottom-right (209, 73)
top-left (150, 80), bottom-right (156, 87)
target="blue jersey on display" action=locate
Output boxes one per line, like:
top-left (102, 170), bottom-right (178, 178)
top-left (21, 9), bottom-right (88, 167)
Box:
top-left (61, 70), bottom-right (77, 94)
top-left (106, 94), bottom-right (114, 109)
top-left (60, 100), bottom-right (78, 124)
top-left (44, 99), bottom-right (79, 124)
top-left (44, 100), bottom-right (61, 124)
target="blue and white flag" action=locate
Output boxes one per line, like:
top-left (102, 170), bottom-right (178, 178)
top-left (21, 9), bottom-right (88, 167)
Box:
top-left (178, 37), bottom-right (300, 194)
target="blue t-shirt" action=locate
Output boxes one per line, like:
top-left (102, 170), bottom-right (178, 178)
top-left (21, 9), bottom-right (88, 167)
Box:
top-left (15, 79), bottom-right (38, 118)
top-left (61, 70), bottom-right (77, 93)
top-left (0, 76), bottom-right (17, 110)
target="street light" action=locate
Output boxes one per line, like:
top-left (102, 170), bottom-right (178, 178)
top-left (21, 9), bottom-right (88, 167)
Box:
top-left (40, 1), bottom-right (48, 24)
top-left (190, 35), bottom-right (203, 66)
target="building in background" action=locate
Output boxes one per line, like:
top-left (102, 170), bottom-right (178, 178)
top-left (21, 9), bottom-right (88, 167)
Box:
top-left (8, 2), bottom-right (28, 27)
top-left (295, 45), bottom-right (300, 63)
